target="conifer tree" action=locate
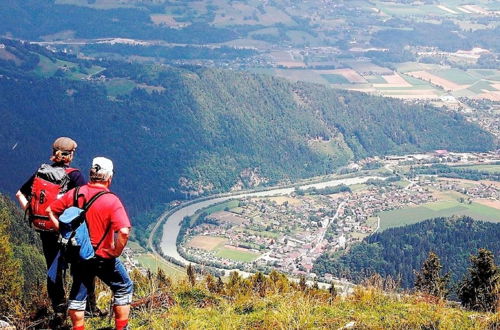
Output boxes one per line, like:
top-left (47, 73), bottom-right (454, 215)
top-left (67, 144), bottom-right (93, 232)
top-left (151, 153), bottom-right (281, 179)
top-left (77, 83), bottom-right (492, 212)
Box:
top-left (457, 248), bottom-right (499, 312)
top-left (329, 281), bottom-right (337, 300)
top-left (414, 251), bottom-right (449, 298)
top-left (215, 276), bottom-right (225, 294)
top-left (205, 274), bottom-right (217, 293)
top-left (299, 275), bottom-right (307, 292)
top-left (187, 264), bottom-right (196, 287)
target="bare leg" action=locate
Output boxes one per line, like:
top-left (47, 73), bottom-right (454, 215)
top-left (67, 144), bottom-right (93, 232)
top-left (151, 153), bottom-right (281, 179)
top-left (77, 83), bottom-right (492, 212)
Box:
top-left (69, 309), bottom-right (85, 328)
top-left (114, 304), bottom-right (130, 329)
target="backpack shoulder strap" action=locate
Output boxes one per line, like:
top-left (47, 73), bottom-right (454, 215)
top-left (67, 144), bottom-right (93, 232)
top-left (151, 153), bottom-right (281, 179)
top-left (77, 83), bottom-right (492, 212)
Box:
top-left (65, 167), bottom-right (78, 174)
top-left (82, 190), bottom-right (114, 212)
top-left (81, 190), bottom-right (116, 252)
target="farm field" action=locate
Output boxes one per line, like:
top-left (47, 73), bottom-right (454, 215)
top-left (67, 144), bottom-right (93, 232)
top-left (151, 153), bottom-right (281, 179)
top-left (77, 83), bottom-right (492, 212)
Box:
top-left (454, 164), bottom-right (500, 173)
top-left (136, 253), bottom-right (185, 278)
top-left (187, 235), bottom-right (227, 251)
top-left (378, 199), bottom-right (500, 231)
top-left (189, 200), bottom-right (240, 224)
top-left (215, 246), bottom-right (260, 262)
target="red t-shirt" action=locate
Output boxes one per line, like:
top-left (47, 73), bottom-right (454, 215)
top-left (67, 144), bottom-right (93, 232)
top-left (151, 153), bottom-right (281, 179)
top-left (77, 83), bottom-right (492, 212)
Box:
top-left (50, 183), bottom-right (131, 258)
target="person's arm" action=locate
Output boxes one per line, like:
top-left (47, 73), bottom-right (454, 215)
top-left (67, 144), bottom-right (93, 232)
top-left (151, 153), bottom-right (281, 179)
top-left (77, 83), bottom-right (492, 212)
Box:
top-left (45, 188), bottom-right (75, 231)
top-left (16, 190), bottom-right (29, 210)
top-left (102, 227), bottom-right (130, 258)
top-left (17, 174), bottom-right (35, 210)
top-left (46, 206), bottom-right (60, 230)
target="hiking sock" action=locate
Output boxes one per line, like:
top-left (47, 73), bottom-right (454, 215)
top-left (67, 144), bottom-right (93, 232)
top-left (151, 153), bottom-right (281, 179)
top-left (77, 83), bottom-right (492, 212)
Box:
top-left (115, 318), bottom-right (128, 330)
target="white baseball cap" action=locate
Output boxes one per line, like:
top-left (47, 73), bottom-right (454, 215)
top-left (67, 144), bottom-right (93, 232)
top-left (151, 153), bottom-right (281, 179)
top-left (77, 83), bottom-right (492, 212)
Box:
top-left (91, 157), bottom-right (114, 181)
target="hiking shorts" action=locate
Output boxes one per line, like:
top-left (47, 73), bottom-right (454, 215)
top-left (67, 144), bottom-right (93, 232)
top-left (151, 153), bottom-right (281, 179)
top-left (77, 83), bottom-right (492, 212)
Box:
top-left (68, 257), bottom-right (133, 311)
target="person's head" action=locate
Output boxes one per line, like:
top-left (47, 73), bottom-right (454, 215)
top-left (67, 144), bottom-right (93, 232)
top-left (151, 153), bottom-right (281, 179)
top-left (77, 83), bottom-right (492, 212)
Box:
top-left (51, 137), bottom-right (77, 164)
top-left (89, 157), bottom-right (114, 184)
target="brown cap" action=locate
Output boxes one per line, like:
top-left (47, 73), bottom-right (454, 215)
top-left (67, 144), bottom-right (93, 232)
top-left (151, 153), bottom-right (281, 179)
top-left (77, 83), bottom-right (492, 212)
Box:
top-left (52, 137), bottom-right (77, 152)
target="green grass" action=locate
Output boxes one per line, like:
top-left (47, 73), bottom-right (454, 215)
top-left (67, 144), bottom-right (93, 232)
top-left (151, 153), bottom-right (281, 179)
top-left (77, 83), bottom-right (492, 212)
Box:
top-left (467, 81), bottom-right (496, 93)
top-left (364, 75), bottom-right (387, 83)
top-left (136, 253), bottom-right (185, 278)
top-left (454, 164), bottom-right (500, 173)
top-left (105, 78), bottom-right (137, 97)
top-left (190, 200), bottom-right (241, 224)
top-left (433, 68), bottom-right (477, 84)
top-left (87, 275), bottom-right (500, 329)
top-left (321, 74), bottom-right (350, 84)
top-left (245, 229), bottom-right (280, 239)
top-left (379, 200), bottom-right (500, 231)
top-left (215, 247), bottom-right (260, 262)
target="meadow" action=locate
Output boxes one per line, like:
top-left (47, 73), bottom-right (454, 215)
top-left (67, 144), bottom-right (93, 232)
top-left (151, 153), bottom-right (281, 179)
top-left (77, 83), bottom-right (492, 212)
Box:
top-left (378, 199), bottom-right (500, 231)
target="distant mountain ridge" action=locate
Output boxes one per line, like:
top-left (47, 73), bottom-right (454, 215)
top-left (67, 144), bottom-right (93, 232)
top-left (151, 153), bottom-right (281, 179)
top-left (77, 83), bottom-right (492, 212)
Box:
top-left (0, 40), bottom-right (496, 241)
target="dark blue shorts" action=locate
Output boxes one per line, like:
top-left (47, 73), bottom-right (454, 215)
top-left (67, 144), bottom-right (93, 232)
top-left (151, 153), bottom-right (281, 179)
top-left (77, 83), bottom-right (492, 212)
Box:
top-left (68, 257), bottom-right (133, 311)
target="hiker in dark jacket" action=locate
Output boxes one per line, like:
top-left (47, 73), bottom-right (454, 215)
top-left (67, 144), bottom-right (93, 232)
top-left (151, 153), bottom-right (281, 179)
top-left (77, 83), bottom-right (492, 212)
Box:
top-left (16, 137), bottom-right (84, 324)
top-left (47, 157), bottom-right (133, 330)
top-left (16, 137), bottom-right (105, 327)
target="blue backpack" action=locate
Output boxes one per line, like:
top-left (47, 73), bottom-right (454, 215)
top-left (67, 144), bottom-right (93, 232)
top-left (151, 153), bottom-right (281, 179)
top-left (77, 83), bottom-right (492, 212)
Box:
top-left (48, 187), bottom-right (112, 282)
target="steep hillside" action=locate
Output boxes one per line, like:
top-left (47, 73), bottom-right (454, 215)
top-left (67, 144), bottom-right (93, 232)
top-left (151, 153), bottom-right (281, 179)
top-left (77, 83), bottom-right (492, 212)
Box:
top-left (0, 193), bottom-right (46, 320)
top-left (0, 40), bottom-right (496, 240)
top-left (313, 216), bottom-right (500, 288)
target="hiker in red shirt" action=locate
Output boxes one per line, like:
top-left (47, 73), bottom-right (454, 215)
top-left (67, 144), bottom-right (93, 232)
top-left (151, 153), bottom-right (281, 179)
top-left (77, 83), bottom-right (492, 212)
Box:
top-left (47, 157), bottom-right (133, 330)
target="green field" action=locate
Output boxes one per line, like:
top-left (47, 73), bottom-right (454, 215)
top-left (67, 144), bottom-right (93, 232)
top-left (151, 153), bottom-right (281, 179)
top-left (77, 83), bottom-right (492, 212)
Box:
top-left (190, 200), bottom-right (241, 224)
top-left (434, 68), bottom-right (477, 84)
top-left (379, 200), bottom-right (500, 231)
top-left (321, 74), bottom-right (350, 84)
top-left (136, 253), bottom-right (186, 278)
top-left (215, 247), bottom-right (260, 262)
top-left (105, 78), bottom-right (137, 97)
top-left (454, 164), bottom-right (500, 173)
top-left (467, 81), bottom-right (496, 93)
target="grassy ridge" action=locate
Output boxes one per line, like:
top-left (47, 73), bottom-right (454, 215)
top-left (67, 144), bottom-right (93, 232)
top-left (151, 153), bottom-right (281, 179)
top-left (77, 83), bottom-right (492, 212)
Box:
top-left (86, 271), bottom-right (499, 329)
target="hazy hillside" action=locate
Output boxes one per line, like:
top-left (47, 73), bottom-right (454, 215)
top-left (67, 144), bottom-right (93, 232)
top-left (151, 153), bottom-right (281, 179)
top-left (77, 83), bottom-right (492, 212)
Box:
top-left (0, 40), bottom-right (496, 242)
top-left (313, 216), bottom-right (500, 289)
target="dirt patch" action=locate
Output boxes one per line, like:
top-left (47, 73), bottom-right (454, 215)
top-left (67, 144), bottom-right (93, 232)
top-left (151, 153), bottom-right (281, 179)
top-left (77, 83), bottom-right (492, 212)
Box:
top-left (406, 71), bottom-right (468, 91)
top-left (267, 196), bottom-right (302, 206)
top-left (223, 245), bottom-right (253, 252)
top-left (187, 236), bottom-right (227, 251)
top-left (150, 14), bottom-right (178, 26)
top-left (326, 69), bottom-right (367, 83)
top-left (276, 61), bottom-right (306, 68)
top-left (476, 91), bottom-right (500, 101)
top-left (209, 211), bottom-right (247, 225)
top-left (380, 73), bottom-right (412, 86)
top-left (475, 199), bottom-right (500, 209)
top-left (0, 48), bottom-right (21, 65)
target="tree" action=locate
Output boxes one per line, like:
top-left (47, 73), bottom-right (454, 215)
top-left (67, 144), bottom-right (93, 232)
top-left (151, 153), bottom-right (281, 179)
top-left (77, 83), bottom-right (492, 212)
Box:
top-left (414, 251), bottom-right (449, 298)
top-left (329, 281), bottom-right (337, 301)
top-left (187, 264), bottom-right (196, 287)
top-left (457, 249), bottom-right (499, 312)
top-left (299, 275), bottom-right (307, 292)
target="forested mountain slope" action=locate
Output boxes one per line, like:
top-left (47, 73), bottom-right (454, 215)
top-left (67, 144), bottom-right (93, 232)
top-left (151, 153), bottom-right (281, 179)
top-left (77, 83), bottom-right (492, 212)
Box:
top-left (313, 216), bottom-right (500, 289)
top-left (0, 41), bottom-right (495, 235)
top-left (0, 193), bottom-right (45, 317)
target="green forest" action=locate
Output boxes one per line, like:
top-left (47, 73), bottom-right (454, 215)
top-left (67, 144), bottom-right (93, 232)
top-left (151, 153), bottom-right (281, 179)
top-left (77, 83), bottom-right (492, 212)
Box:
top-left (0, 40), bottom-right (496, 243)
top-left (313, 216), bottom-right (500, 289)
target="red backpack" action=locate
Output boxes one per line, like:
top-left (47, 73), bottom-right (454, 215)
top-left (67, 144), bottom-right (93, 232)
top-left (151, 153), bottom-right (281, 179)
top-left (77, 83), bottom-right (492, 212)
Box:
top-left (29, 164), bottom-right (76, 231)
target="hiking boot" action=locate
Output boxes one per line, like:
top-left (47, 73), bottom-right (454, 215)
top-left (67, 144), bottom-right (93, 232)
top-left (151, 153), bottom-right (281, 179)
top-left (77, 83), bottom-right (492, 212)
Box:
top-left (48, 312), bottom-right (66, 329)
top-left (84, 306), bottom-right (109, 318)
